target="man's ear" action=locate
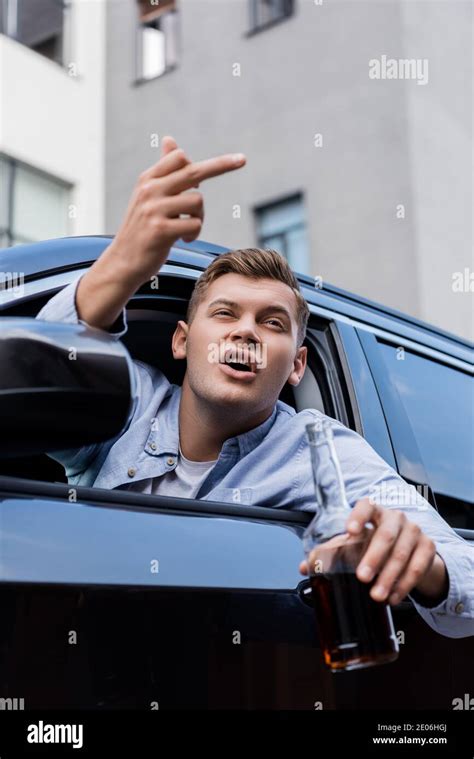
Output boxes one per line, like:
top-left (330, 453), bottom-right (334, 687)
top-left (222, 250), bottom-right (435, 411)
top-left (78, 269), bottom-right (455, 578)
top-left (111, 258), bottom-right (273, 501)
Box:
top-left (172, 320), bottom-right (189, 360)
top-left (287, 345), bottom-right (307, 387)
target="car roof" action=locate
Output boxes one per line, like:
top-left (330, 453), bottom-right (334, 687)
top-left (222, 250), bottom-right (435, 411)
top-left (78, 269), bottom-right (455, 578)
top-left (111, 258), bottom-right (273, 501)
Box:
top-left (0, 235), bottom-right (472, 362)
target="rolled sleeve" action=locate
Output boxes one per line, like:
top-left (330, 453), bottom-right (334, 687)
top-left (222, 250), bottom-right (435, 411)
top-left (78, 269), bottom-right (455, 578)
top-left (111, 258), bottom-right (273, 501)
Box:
top-left (36, 274), bottom-right (128, 339)
top-left (408, 541), bottom-right (474, 638)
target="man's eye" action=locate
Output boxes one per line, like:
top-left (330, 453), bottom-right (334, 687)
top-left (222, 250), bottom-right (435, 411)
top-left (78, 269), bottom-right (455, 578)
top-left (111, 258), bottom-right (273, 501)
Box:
top-left (213, 311), bottom-right (283, 329)
top-left (266, 319), bottom-right (284, 328)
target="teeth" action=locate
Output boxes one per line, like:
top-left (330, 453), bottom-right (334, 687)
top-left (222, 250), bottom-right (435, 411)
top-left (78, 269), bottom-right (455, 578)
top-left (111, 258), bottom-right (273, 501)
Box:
top-left (224, 351), bottom-right (252, 368)
top-left (219, 346), bottom-right (258, 373)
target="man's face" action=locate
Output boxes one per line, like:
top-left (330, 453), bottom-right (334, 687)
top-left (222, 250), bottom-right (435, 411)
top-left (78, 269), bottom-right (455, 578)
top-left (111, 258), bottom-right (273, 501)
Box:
top-left (172, 274), bottom-right (307, 416)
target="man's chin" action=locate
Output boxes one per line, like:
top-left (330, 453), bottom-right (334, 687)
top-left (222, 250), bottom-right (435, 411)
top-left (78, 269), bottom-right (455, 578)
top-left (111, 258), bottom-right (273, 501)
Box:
top-left (205, 387), bottom-right (258, 408)
top-left (195, 380), bottom-right (264, 411)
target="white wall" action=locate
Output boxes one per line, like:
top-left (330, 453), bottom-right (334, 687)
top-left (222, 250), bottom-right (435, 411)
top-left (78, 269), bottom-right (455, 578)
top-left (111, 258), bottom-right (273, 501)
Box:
top-left (402, 0), bottom-right (473, 340)
top-left (0, 0), bottom-right (107, 236)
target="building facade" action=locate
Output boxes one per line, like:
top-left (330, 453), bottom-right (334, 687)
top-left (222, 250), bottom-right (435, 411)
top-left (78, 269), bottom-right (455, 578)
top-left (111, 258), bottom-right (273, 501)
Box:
top-left (1, 0), bottom-right (472, 340)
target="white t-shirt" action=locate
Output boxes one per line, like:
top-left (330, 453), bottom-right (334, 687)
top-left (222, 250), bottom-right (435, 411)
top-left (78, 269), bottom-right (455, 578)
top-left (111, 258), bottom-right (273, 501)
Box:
top-left (124, 444), bottom-right (218, 500)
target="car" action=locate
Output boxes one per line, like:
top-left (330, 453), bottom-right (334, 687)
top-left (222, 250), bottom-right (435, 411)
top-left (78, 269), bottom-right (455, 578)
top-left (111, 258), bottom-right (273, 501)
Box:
top-left (0, 235), bottom-right (472, 710)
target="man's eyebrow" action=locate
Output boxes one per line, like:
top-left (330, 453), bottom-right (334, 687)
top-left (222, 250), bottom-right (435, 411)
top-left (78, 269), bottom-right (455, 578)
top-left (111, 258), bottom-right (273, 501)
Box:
top-left (206, 298), bottom-right (293, 322)
top-left (207, 299), bottom-right (239, 310)
top-left (258, 304), bottom-right (293, 322)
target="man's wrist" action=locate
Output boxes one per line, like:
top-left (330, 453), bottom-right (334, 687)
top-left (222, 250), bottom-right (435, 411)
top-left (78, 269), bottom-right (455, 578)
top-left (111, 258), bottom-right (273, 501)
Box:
top-left (76, 248), bottom-right (142, 330)
top-left (98, 242), bottom-right (148, 293)
top-left (411, 553), bottom-right (449, 606)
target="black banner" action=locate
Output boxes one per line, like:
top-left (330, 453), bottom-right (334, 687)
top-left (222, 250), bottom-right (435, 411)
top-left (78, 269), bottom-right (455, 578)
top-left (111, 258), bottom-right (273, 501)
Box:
top-left (0, 710), bottom-right (472, 757)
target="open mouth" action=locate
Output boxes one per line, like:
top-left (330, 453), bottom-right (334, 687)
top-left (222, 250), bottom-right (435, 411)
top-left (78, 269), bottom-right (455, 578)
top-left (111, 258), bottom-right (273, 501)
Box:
top-left (224, 361), bottom-right (252, 373)
top-left (218, 357), bottom-right (257, 381)
top-left (217, 345), bottom-right (260, 380)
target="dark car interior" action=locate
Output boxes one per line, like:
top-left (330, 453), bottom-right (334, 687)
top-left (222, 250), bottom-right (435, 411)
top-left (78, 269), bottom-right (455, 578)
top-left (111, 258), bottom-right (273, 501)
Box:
top-left (0, 285), bottom-right (333, 486)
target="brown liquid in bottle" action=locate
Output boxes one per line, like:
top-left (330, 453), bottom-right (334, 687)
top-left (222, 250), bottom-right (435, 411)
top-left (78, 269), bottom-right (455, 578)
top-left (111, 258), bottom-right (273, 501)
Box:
top-left (309, 544), bottom-right (399, 671)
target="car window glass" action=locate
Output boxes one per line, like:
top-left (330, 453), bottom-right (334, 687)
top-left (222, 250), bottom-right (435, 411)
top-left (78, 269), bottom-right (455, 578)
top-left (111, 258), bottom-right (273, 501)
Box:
top-left (378, 342), bottom-right (473, 525)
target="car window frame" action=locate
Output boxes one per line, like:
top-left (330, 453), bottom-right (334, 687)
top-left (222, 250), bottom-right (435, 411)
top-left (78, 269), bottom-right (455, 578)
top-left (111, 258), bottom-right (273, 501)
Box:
top-left (0, 264), bottom-right (346, 524)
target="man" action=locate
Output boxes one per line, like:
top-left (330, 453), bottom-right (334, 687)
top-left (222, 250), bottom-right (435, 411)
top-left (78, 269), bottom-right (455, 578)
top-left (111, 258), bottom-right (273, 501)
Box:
top-left (37, 136), bottom-right (473, 639)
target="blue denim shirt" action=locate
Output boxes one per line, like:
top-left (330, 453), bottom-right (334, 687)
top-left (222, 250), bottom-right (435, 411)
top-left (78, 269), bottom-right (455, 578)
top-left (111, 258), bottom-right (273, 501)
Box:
top-left (36, 275), bottom-right (474, 639)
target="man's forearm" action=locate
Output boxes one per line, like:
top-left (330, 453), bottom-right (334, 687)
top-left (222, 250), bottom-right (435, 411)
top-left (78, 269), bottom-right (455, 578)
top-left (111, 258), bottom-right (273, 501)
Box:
top-left (75, 243), bottom-right (145, 330)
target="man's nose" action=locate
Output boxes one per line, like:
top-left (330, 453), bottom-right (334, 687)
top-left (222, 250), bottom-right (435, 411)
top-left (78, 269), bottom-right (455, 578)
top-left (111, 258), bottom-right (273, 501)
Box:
top-left (227, 318), bottom-right (259, 343)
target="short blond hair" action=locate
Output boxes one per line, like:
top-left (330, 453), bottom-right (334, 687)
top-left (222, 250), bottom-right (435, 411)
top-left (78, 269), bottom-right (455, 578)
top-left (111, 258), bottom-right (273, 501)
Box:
top-left (186, 248), bottom-right (310, 347)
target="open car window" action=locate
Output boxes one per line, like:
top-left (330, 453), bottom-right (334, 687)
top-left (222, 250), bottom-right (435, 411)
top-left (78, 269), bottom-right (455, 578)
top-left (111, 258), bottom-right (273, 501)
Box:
top-left (0, 277), bottom-right (353, 488)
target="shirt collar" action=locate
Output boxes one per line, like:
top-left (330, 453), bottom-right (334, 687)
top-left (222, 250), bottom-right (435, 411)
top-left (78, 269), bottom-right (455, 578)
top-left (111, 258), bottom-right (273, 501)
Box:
top-left (233, 403), bottom-right (278, 457)
top-left (146, 384), bottom-right (278, 460)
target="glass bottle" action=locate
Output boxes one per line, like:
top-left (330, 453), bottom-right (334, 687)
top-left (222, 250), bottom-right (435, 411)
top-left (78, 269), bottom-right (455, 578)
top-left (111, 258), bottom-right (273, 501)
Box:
top-left (303, 419), bottom-right (399, 672)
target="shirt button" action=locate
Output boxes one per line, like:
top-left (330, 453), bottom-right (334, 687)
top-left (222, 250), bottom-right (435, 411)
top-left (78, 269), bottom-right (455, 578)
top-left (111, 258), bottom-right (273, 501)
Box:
top-left (454, 602), bottom-right (464, 614)
top-left (127, 467), bottom-right (136, 478)
top-left (166, 457), bottom-right (175, 466)
top-left (149, 442), bottom-right (157, 451)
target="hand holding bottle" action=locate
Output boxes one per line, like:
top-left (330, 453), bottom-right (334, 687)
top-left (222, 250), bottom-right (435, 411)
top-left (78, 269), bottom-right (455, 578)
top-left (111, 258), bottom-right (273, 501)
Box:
top-left (301, 420), bottom-right (399, 671)
top-left (300, 496), bottom-right (448, 607)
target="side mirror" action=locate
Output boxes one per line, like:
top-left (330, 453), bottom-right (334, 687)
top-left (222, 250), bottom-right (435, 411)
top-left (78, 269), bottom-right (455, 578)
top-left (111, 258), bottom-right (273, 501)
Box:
top-left (0, 318), bottom-right (135, 458)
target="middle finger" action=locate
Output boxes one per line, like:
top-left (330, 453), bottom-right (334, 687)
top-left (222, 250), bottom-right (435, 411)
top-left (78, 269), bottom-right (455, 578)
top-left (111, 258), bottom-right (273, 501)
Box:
top-left (162, 153), bottom-right (246, 195)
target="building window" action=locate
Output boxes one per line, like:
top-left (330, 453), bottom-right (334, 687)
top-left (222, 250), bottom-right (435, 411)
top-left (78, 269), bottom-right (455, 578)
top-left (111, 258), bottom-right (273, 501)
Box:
top-left (0, 0), bottom-right (66, 65)
top-left (0, 156), bottom-right (70, 248)
top-left (255, 194), bottom-right (310, 275)
top-left (249, 0), bottom-right (294, 33)
top-left (136, 0), bottom-right (179, 81)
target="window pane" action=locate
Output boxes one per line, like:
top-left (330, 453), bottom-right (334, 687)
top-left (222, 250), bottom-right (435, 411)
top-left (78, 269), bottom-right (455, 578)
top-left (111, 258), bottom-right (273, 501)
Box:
top-left (252, 0), bottom-right (293, 29)
top-left (256, 195), bottom-right (310, 274)
top-left (162, 10), bottom-right (179, 68)
top-left (0, 1), bottom-right (6, 35)
top-left (259, 233), bottom-right (285, 253)
top-left (257, 196), bottom-right (302, 237)
top-left (137, 0), bottom-right (178, 79)
top-left (286, 226), bottom-right (309, 274)
top-left (13, 166), bottom-right (68, 242)
top-left (0, 156), bottom-right (10, 233)
top-left (378, 343), bottom-right (474, 505)
top-left (141, 24), bottom-right (166, 79)
top-left (17, 0), bottom-right (64, 62)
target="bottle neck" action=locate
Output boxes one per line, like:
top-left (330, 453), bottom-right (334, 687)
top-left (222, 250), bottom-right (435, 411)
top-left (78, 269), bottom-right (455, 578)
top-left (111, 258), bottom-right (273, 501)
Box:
top-left (308, 424), bottom-right (351, 514)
